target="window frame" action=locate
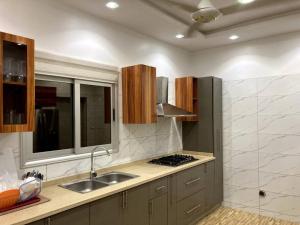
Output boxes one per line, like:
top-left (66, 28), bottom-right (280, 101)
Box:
top-left (74, 79), bottom-right (117, 155)
top-left (21, 74), bottom-right (119, 168)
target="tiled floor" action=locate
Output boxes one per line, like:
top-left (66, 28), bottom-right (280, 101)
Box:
top-left (197, 207), bottom-right (299, 225)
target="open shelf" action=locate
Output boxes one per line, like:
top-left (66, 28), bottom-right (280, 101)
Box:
top-left (0, 32), bottom-right (34, 133)
top-left (3, 81), bottom-right (27, 86)
top-left (175, 76), bottom-right (199, 122)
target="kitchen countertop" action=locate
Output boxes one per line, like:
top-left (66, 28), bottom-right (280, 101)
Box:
top-left (1, 151), bottom-right (215, 225)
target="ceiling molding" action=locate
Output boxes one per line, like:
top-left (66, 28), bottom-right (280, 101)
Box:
top-left (204, 8), bottom-right (300, 36)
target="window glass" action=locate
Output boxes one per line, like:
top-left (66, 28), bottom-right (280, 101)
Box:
top-left (33, 80), bottom-right (74, 153)
top-left (80, 84), bottom-right (111, 147)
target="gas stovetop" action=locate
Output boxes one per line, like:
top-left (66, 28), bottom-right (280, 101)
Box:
top-left (149, 154), bottom-right (198, 167)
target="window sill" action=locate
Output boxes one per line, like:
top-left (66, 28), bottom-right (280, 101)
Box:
top-left (23, 149), bottom-right (116, 168)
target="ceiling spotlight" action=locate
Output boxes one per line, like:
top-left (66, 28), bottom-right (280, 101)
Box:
top-left (238, 0), bottom-right (255, 4)
top-left (176, 34), bottom-right (185, 39)
top-left (229, 35), bottom-right (239, 40)
top-left (106, 1), bottom-right (119, 9)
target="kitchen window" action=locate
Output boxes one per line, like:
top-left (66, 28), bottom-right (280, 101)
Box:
top-left (21, 74), bottom-right (118, 167)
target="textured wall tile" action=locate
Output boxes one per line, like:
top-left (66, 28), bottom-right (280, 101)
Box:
top-left (260, 172), bottom-right (300, 196)
top-left (223, 96), bottom-right (257, 116)
top-left (224, 167), bottom-right (259, 188)
top-left (258, 95), bottom-right (300, 115)
top-left (259, 134), bottom-right (300, 156)
top-left (224, 184), bottom-right (259, 208)
top-left (47, 158), bottom-right (90, 181)
top-left (224, 114), bottom-right (258, 134)
top-left (260, 192), bottom-right (300, 218)
top-left (223, 79), bottom-right (257, 98)
top-left (259, 153), bottom-right (300, 176)
top-left (224, 150), bottom-right (258, 170)
top-left (257, 76), bottom-right (300, 97)
top-left (224, 132), bottom-right (258, 152)
top-left (258, 114), bottom-right (300, 135)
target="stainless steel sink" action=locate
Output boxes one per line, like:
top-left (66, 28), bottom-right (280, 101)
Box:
top-left (60, 180), bottom-right (109, 194)
top-left (60, 172), bottom-right (138, 194)
top-left (94, 172), bottom-right (138, 185)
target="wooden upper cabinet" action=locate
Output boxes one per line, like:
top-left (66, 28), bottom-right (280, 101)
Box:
top-left (0, 32), bottom-right (35, 133)
top-left (175, 77), bottom-right (198, 122)
top-left (122, 64), bottom-right (157, 124)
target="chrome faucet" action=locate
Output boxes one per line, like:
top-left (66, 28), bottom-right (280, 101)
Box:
top-left (90, 146), bottom-right (111, 180)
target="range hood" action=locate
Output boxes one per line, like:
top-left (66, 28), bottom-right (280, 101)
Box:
top-left (156, 77), bottom-right (196, 118)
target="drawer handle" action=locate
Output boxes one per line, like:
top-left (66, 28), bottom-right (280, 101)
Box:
top-left (47, 218), bottom-right (51, 225)
top-left (185, 177), bottom-right (201, 186)
top-left (156, 185), bottom-right (167, 192)
top-left (185, 203), bottom-right (202, 215)
top-left (122, 192), bottom-right (126, 209)
top-left (149, 200), bottom-right (154, 215)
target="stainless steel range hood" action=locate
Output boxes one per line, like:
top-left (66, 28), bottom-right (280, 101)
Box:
top-left (156, 77), bottom-right (196, 118)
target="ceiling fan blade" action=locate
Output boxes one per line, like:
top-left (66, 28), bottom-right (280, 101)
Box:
top-left (185, 22), bottom-right (203, 38)
top-left (159, 0), bottom-right (199, 13)
top-left (219, 0), bottom-right (289, 15)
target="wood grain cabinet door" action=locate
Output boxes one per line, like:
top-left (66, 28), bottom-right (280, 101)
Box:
top-left (124, 184), bottom-right (149, 225)
top-left (90, 194), bottom-right (123, 225)
top-left (122, 64), bottom-right (157, 124)
top-left (49, 205), bottom-right (89, 225)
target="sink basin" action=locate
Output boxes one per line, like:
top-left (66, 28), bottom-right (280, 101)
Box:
top-left (60, 180), bottom-right (108, 194)
top-left (94, 172), bottom-right (138, 185)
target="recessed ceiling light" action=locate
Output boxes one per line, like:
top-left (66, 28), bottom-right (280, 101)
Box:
top-left (106, 1), bottom-right (119, 9)
top-left (229, 35), bottom-right (239, 40)
top-left (175, 34), bottom-right (185, 39)
top-left (238, 0), bottom-right (255, 4)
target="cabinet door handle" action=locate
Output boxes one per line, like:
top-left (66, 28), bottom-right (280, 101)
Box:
top-left (185, 177), bottom-right (201, 186)
top-left (47, 218), bottom-right (51, 225)
top-left (149, 200), bottom-right (153, 215)
top-left (122, 192), bottom-right (126, 209)
top-left (155, 185), bottom-right (167, 192)
top-left (185, 203), bottom-right (202, 215)
top-left (125, 191), bottom-right (128, 209)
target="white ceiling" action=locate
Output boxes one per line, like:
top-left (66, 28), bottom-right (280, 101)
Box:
top-left (59, 0), bottom-right (300, 51)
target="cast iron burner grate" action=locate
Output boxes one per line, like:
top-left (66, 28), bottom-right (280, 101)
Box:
top-left (149, 154), bottom-right (198, 167)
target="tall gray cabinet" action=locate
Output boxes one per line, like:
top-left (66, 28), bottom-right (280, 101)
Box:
top-left (182, 77), bottom-right (223, 206)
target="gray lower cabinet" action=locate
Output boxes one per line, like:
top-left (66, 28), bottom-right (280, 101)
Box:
top-left (27, 205), bottom-right (89, 225)
top-left (49, 205), bottom-right (90, 225)
top-left (149, 177), bottom-right (169, 225)
top-left (90, 184), bottom-right (149, 225)
top-left (170, 163), bottom-right (211, 225)
top-left (27, 220), bottom-right (45, 225)
top-left (90, 193), bottom-right (123, 225)
top-left (149, 194), bottom-right (168, 225)
top-left (27, 161), bottom-right (215, 225)
top-left (206, 161), bottom-right (216, 211)
top-left (124, 184), bottom-right (149, 225)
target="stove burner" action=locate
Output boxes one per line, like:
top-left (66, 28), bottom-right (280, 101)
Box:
top-left (149, 154), bottom-right (198, 167)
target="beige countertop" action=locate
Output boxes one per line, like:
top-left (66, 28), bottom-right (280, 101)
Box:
top-left (1, 151), bottom-right (215, 225)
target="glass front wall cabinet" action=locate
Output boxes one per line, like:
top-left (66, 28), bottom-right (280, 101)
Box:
top-left (0, 32), bottom-right (35, 132)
